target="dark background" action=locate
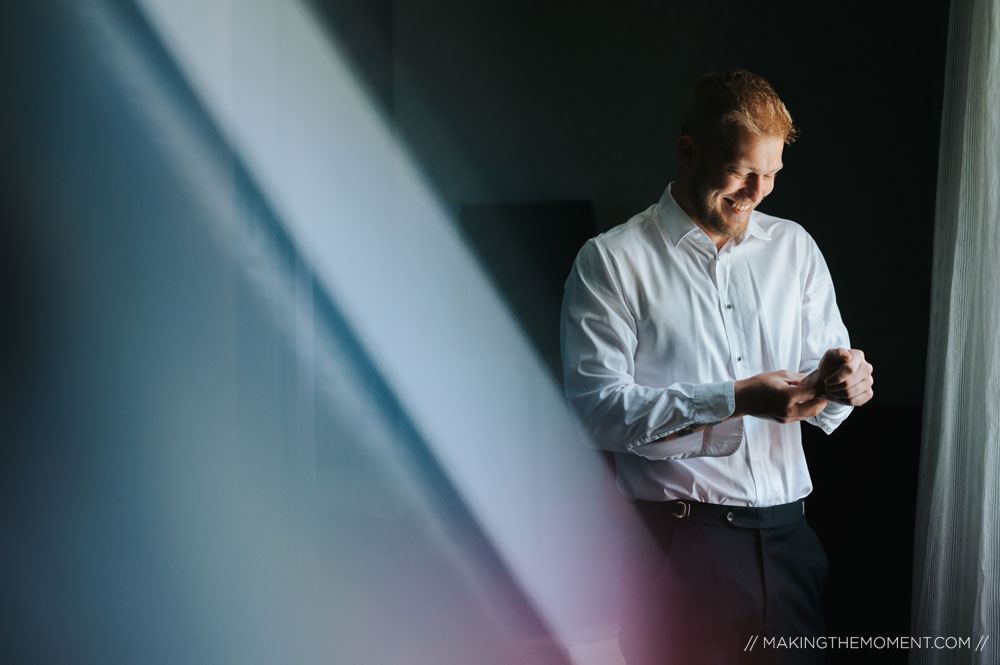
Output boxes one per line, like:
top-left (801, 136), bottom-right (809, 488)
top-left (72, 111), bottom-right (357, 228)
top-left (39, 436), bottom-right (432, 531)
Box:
top-left (0, 0), bottom-right (949, 662)
top-left (312, 0), bottom-right (949, 660)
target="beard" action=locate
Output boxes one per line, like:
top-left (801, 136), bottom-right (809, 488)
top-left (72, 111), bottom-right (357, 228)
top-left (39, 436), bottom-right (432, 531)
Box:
top-left (685, 168), bottom-right (751, 239)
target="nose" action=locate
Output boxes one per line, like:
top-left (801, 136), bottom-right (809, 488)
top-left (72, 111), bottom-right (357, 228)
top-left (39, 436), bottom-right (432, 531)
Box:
top-left (744, 175), bottom-right (768, 203)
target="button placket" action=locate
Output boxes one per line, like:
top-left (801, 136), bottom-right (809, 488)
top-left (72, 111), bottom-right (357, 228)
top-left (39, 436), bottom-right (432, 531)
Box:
top-left (715, 251), bottom-right (748, 376)
top-left (726, 253), bottom-right (758, 376)
top-left (720, 280), bottom-right (744, 375)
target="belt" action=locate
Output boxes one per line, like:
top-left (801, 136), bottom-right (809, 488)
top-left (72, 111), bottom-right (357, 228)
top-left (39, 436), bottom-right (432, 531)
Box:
top-left (635, 498), bottom-right (806, 528)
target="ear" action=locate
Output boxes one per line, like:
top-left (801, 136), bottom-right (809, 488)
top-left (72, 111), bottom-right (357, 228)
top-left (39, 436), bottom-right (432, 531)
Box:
top-left (677, 135), bottom-right (696, 170)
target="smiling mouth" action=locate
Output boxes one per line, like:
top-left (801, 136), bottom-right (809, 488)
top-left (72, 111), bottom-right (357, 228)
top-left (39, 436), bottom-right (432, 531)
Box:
top-left (724, 198), bottom-right (752, 214)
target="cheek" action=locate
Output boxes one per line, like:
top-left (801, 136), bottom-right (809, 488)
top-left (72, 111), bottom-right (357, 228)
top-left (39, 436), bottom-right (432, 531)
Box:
top-left (724, 175), bottom-right (746, 192)
top-left (708, 174), bottom-right (738, 194)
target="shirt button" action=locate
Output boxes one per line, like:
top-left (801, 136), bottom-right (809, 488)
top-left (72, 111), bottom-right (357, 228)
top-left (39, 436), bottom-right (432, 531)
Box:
top-left (726, 303), bottom-right (733, 310)
top-left (726, 511), bottom-right (735, 522)
top-left (737, 355), bottom-right (742, 362)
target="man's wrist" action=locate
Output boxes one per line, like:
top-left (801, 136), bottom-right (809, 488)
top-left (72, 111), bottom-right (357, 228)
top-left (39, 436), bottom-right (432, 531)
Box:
top-left (732, 378), bottom-right (750, 418)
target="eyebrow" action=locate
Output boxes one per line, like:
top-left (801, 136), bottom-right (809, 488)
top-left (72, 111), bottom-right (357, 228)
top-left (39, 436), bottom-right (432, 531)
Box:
top-left (727, 164), bottom-right (784, 173)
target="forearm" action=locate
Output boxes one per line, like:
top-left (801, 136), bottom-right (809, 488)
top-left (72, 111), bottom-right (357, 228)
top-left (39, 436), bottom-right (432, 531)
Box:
top-left (567, 379), bottom-right (744, 459)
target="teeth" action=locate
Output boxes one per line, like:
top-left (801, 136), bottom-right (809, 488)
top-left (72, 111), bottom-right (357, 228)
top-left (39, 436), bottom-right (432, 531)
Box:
top-left (727, 199), bottom-right (751, 212)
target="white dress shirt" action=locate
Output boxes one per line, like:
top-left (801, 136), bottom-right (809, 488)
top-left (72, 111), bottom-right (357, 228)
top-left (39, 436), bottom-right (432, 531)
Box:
top-left (560, 183), bottom-right (852, 506)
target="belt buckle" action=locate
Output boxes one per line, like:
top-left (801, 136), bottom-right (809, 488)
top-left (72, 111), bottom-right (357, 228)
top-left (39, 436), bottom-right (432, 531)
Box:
top-left (671, 500), bottom-right (690, 519)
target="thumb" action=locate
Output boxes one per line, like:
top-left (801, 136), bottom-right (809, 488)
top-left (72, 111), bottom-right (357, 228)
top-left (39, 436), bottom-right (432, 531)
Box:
top-left (818, 347), bottom-right (849, 376)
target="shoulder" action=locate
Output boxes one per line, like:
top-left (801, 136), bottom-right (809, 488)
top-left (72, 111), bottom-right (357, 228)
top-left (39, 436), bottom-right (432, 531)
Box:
top-left (568, 205), bottom-right (661, 291)
top-left (751, 211), bottom-right (836, 290)
top-left (752, 211), bottom-right (811, 241)
top-left (579, 204), bottom-right (661, 263)
top-left (751, 211), bottom-right (825, 256)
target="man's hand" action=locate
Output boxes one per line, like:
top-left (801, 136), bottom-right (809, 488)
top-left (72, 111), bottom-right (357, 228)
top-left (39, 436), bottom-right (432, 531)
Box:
top-left (734, 370), bottom-right (829, 424)
top-left (802, 348), bottom-right (875, 407)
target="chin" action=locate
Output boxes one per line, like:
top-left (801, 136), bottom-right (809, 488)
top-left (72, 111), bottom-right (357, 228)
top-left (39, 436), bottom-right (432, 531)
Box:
top-left (705, 208), bottom-right (749, 239)
top-left (725, 215), bottom-right (750, 238)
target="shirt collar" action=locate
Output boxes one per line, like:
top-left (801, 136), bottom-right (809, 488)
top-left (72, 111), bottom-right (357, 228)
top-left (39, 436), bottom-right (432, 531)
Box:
top-left (656, 182), bottom-right (772, 248)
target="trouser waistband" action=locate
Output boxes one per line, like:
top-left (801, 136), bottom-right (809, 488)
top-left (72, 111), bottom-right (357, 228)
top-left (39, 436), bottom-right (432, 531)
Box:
top-left (634, 498), bottom-right (806, 528)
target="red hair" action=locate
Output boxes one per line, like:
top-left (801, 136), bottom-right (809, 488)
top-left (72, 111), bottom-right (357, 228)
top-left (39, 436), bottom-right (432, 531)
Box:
top-left (682, 69), bottom-right (798, 146)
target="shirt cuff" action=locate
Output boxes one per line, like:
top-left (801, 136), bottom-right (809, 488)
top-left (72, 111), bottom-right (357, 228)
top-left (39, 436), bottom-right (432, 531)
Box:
top-left (631, 381), bottom-right (744, 460)
top-left (694, 380), bottom-right (736, 424)
top-left (810, 400), bottom-right (853, 434)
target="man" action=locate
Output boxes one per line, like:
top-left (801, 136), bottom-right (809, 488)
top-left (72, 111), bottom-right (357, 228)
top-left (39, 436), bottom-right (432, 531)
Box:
top-left (560, 70), bottom-right (874, 664)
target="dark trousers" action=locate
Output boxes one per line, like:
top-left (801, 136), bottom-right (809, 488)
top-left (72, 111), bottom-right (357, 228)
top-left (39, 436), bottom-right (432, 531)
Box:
top-left (619, 500), bottom-right (828, 665)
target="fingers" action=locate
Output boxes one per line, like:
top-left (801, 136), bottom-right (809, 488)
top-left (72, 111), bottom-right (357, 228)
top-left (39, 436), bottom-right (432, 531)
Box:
top-left (829, 385), bottom-right (875, 407)
top-left (825, 361), bottom-right (873, 393)
top-left (821, 347), bottom-right (848, 362)
top-left (775, 370), bottom-right (807, 384)
top-left (785, 398), bottom-right (828, 422)
top-left (824, 349), bottom-right (872, 393)
top-left (741, 368), bottom-right (864, 423)
top-left (826, 372), bottom-right (874, 400)
top-left (851, 388), bottom-right (874, 407)
top-left (774, 379), bottom-right (827, 422)
top-left (742, 353), bottom-right (874, 424)
top-left (817, 348), bottom-right (849, 379)
top-left (826, 349), bottom-right (862, 380)
top-left (786, 381), bottom-right (821, 402)
top-left (771, 371), bottom-right (822, 404)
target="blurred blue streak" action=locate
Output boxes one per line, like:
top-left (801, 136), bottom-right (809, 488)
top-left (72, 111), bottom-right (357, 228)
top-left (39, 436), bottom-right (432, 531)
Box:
top-left (1, 1), bottom-right (638, 663)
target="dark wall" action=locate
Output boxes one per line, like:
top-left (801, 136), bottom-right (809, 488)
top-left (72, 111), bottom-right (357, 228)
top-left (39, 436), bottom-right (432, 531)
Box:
top-left (313, 1), bottom-right (949, 658)
top-left (1, 0), bottom-right (947, 660)
top-left (318, 0), bottom-right (947, 402)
